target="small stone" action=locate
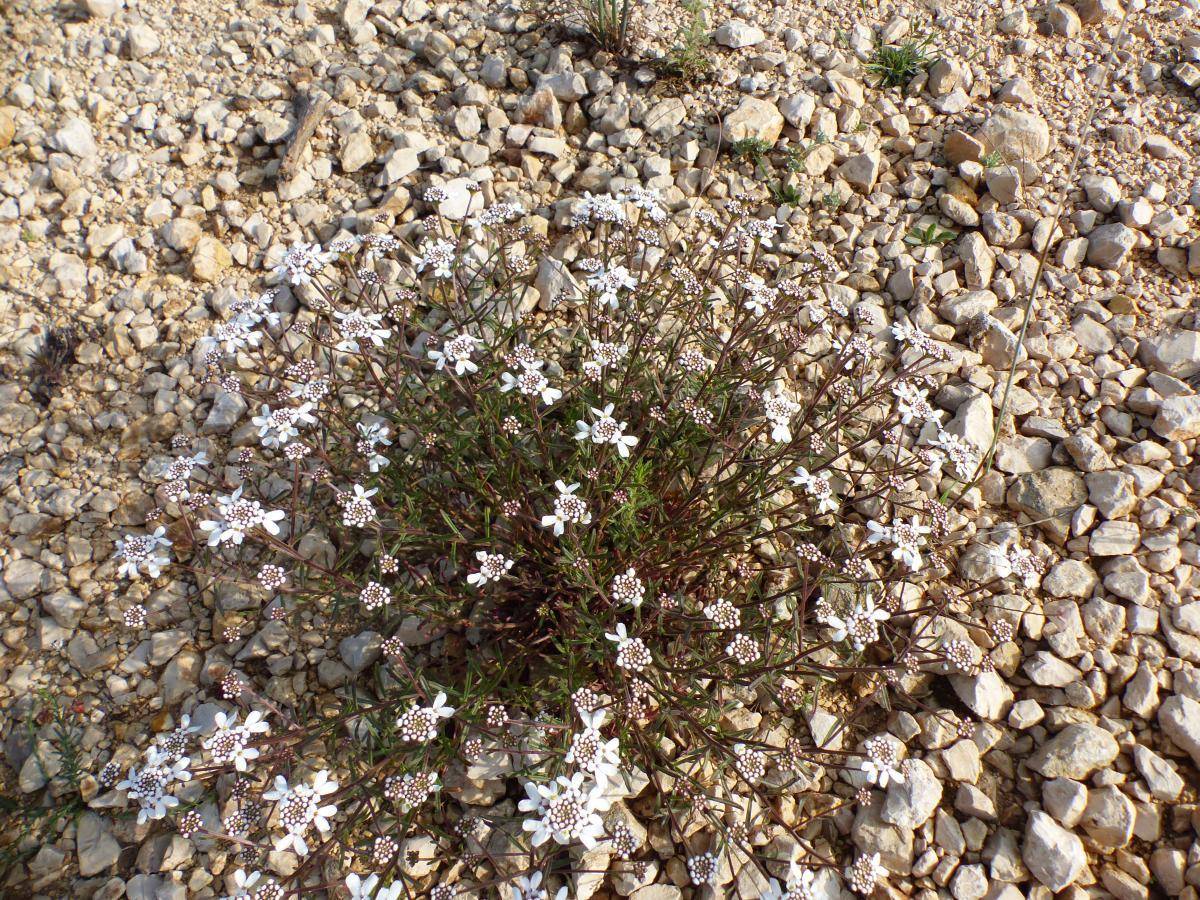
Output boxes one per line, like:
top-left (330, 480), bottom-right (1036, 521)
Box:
top-left (882, 758), bottom-right (942, 829)
top-left (1080, 786), bottom-right (1135, 849)
top-left (1007, 468), bottom-right (1087, 545)
top-left (839, 150), bottom-right (881, 193)
top-left (52, 117), bottom-right (98, 159)
top-left (1028, 723), bottom-right (1118, 779)
top-left (1087, 222), bottom-right (1138, 270)
top-left (721, 97), bottom-right (783, 145)
top-left (161, 218), bottom-right (201, 252)
top-left (1089, 520), bottom-right (1140, 556)
top-left (945, 130), bottom-right (984, 164)
top-left (126, 24), bottom-right (161, 59)
top-left (190, 236), bottom-right (231, 283)
top-left (1082, 174), bottom-right (1122, 213)
top-left (77, 813), bottom-right (121, 877)
top-left (950, 670), bottom-right (1012, 720)
top-left (1133, 745), bottom-right (1184, 801)
top-left (1042, 559), bottom-right (1097, 598)
top-left (714, 20), bottom-right (766, 48)
top-left (1047, 3), bottom-right (1081, 36)
top-left (1023, 810), bottom-right (1086, 891)
top-left (1152, 395), bottom-right (1200, 441)
top-left (83, 0), bottom-right (123, 17)
top-left (1139, 329), bottom-right (1200, 378)
top-left (1043, 778), bottom-right (1088, 827)
top-left (340, 131), bottom-right (374, 173)
top-left (1158, 695), bottom-right (1200, 767)
top-left (975, 107), bottom-right (1051, 161)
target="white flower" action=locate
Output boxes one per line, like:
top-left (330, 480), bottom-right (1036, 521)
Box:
top-left (572, 191), bottom-right (627, 226)
top-left (266, 770), bottom-right (339, 857)
top-left (868, 517), bottom-right (931, 571)
top-left (203, 709), bottom-right (269, 772)
top-left (846, 852), bottom-right (886, 895)
top-left (574, 404), bottom-right (638, 457)
top-left (819, 594), bottom-right (891, 652)
top-left (199, 486), bottom-right (287, 546)
top-left (859, 735), bottom-right (905, 788)
top-left (467, 550), bottom-right (515, 586)
top-left (252, 402), bottom-right (316, 448)
top-left (620, 186), bottom-right (666, 222)
top-left (222, 868), bottom-right (262, 900)
top-left (519, 773), bottom-right (610, 849)
top-left (357, 420), bottom-right (393, 473)
top-left (416, 238), bottom-right (457, 278)
top-left (274, 242), bottom-right (332, 285)
top-left (761, 389), bottom-right (800, 443)
top-left (892, 381), bottom-right (941, 426)
top-left (116, 747), bottom-right (191, 824)
top-left (931, 428), bottom-right (980, 481)
top-left (428, 332), bottom-right (480, 376)
top-left (341, 483), bottom-right (378, 527)
top-left (564, 709), bottom-right (622, 788)
top-left (115, 526), bottom-right (172, 579)
top-left (790, 466), bottom-right (838, 514)
top-left (742, 274), bottom-right (777, 315)
top-left (500, 362), bottom-right (563, 406)
top-left (587, 265), bottom-right (637, 309)
top-left (345, 873), bottom-right (403, 900)
top-left (541, 480), bottom-right (591, 536)
top-left (395, 691), bottom-right (456, 742)
top-left (334, 309), bottom-right (392, 353)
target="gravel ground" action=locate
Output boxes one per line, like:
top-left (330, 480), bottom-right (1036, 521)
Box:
top-left (1, 0), bottom-right (1200, 895)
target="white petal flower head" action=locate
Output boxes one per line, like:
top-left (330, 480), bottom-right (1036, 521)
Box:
top-left (575, 404), bottom-right (638, 457)
top-left (345, 873), bottom-right (381, 900)
top-left (761, 389), bottom-right (800, 443)
top-left (500, 361), bottom-right (562, 406)
top-left (467, 550), bottom-right (515, 587)
top-left (222, 868), bottom-right (262, 900)
top-left (274, 242), bottom-right (332, 286)
top-left (416, 238), bottom-right (457, 279)
top-left (846, 852), bottom-right (887, 895)
top-left (541, 480), bottom-right (591, 536)
top-left (428, 332), bottom-right (481, 376)
top-left (519, 773), bottom-right (610, 849)
top-left (334, 308), bottom-right (392, 353)
top-left (115, 526), bottom-right (172, 579)
top-left (859, 735), bottom-right (905, 788)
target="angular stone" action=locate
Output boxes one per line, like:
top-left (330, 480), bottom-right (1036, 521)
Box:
top-left (1139, 329), bottom-right (1200, 378)
top-left (837, 150), bottom-right (880, 193)
top-left (975, 108), bottom-right (1051, 161)
top-left (1028, 723), bottom-right (1118, 779)
top-left (1007, 468), bottom-right (1086, 545)
top-left (1153, 395), bottom-right (1200, 441)
top-left (714, 20), bottom-right (766, 48)
top-left (882, 758), bottom-right (942, 829)
top-left (77, 813), bottom-right (121, 876)
top-left (1023, 810), bottom-right (1086, 891)
top-left (1089, 520), bottom-right (1140, 556)
top-left (1158, 695), bottom-right (1200, 767)
top-left (950, 670), bottom-right (1012, 720)
top-left (721, 97), bottom-right (783, 145)
top-left (190, 236), bottom-right (231, 283)
top-left (1086, 223), bottom-right (1137, 270)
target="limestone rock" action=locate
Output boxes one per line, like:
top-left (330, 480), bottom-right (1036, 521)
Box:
top-left (975, 108), bottom-right (1051, 161)
top-left (1028, 723), bottom-right (1118, 779)
top-left (1023, 810), bottom-right (1086, 891)
top-left (190, 236), bottom-right (231, 283)
top-left (721, 97), bottom-right (783, 145)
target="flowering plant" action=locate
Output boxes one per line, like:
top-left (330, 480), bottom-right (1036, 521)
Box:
top-left (111, 188), bottom-right (1038, 897)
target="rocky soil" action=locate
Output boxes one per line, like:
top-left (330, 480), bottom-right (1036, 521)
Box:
top-left (1, 0), bottom-right (1200, 895)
